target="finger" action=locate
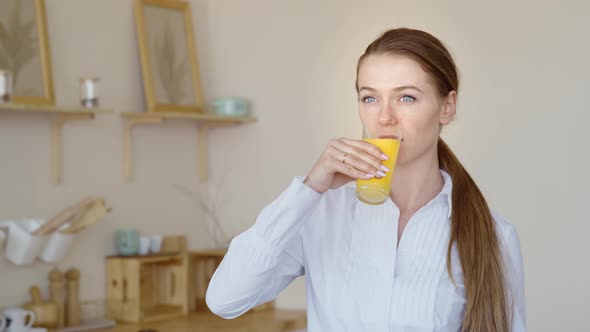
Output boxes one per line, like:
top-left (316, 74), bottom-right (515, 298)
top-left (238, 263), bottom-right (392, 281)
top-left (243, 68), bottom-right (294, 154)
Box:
top-left (339, 137), bottom-right (388, 161)
top-left (329, 158), bottom-right (375, 180)
top-left (328, 139), bottom-right (385, 174)
top-left (338, 153), bottom-right (385, 178)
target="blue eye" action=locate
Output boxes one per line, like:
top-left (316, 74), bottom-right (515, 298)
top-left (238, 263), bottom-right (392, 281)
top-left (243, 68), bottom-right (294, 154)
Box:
top-left (362, 96), bottom-right (378, 103)
top-left (400, 95), bottom-right (416, 102)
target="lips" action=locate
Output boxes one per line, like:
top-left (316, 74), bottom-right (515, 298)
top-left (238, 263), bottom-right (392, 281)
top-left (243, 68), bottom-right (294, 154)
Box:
top-left (378, 134), bottom-right (401, 140)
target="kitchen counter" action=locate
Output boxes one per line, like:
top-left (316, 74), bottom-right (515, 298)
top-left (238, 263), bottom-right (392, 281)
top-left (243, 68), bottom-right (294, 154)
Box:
top-left (94, 310), bottom-right (307, 332)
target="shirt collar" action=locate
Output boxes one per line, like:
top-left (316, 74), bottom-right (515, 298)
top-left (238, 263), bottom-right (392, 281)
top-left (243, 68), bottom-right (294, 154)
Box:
top-left (439, 169), bottom-right (453, 219)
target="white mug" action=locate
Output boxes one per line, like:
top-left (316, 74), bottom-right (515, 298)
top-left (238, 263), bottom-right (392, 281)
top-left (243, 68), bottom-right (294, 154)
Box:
top-left (149, 235), bottom-right (163, 254)
top-left (139, 236), bottom-right (150, 255)
top-left (0, 314), bottom-right (7, 332)
top-left (2, 308), bottom-right (35, 332)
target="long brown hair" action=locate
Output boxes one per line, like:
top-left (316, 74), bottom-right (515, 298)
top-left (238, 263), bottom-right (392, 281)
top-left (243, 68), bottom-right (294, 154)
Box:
top-left (356, 28), bottom-right (511, 331)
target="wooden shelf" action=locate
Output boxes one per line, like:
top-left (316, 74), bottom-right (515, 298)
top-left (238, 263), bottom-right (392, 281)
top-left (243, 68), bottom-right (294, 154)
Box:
top-left (188, 249), bottom-right (227, 312)
top-left (0, 103), bottom-right (113, 185)
top-left (189, 249), bottom-right (227, 258)
top-left (0, 103), bottom-right (112, 115)
top-left (106, 254), bottom-right (189, 323)
top-left (120, 111), bottom-right (256, 123)
top-left (106, 253), bottom-right (183, 264)
top-left (120, 112), bottom-right (257, 182)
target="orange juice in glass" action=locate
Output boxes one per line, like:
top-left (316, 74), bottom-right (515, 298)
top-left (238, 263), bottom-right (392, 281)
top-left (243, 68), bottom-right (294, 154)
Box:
top-left (356, 129), bottom-right (402, 205)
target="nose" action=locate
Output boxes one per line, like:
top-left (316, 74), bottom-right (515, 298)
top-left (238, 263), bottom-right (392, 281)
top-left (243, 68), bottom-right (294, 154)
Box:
top-left (378, 100), bottom-right (398, 126)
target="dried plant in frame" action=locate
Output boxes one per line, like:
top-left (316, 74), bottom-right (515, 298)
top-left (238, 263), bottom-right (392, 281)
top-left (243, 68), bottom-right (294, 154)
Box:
top-left (0, 0), bottom-right (55, 105)
top-left (134, 0), bottom-right (204, 113)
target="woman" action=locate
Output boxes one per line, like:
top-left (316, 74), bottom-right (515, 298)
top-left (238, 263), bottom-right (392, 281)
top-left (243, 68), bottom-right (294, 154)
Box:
top-left (206, 28), bottom-right (526, 332)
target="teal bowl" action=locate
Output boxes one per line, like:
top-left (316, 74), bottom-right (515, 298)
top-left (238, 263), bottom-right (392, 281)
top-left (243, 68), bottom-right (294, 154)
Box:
top-left (211, 97), bottom-right (250, 117)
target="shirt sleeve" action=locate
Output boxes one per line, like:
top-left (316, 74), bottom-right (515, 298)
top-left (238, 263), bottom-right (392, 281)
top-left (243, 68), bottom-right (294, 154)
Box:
top-left (206, 176), bottom-right (323, 319)
top-left (502, 225), bottom-right (527, 331)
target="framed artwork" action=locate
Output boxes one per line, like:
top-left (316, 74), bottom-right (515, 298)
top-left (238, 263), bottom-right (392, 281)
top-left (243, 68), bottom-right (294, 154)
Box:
top-left (0, 0), bottom-right (55, 105)
top-left (134, 0), bottom-right (204, 113)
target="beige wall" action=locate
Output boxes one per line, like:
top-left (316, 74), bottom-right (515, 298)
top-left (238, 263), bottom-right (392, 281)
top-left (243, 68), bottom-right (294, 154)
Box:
top-left (1, 0), bottom-right (588, 330)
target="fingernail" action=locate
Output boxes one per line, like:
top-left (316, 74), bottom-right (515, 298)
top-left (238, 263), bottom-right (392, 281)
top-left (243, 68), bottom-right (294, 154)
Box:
top-left (380, 165), bottom-right (390, 172)
top-left (365, 173), bottom-right (375, 179)
top-left (380, 153), bottom-right (389, 160)
top-left (377, 171), bottom-right (386, 177)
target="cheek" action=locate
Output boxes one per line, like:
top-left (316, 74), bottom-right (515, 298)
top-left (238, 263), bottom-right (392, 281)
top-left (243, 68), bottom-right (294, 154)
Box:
top-left (401, 115), bottom-right (440, 148)
top-left (411, 106), bottom-right (440, 133)
top-left (358, 107), bottom-right (378, 127)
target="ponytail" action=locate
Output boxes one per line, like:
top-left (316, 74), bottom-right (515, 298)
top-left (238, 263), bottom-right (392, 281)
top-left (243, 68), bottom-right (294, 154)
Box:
top-left (438, 137), bottom-right (511, 331)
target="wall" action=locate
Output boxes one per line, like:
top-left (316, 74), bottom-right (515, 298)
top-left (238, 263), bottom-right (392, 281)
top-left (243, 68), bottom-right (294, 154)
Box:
top-left (0, 1), bottom-right (588, 331)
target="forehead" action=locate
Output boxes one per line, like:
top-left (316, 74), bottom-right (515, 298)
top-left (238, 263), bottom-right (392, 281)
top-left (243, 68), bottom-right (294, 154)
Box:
top-left (357, 54), bottom-right (434, 93)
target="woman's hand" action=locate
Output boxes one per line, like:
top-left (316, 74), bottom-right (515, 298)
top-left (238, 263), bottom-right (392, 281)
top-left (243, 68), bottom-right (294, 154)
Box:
top-left (304, 137), bottom-right (389, 193)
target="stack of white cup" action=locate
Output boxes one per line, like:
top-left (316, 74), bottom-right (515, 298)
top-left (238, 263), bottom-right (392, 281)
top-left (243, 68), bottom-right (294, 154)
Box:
top-left (139, 235), bottom-right (162, 255)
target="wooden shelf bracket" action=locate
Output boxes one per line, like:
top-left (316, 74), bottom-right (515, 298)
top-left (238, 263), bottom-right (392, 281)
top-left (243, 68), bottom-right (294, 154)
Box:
top-left (121, 112), bottom-right (256, 183)
top-left (123, 117), bottom-right (164, 182)
top-left (51, 113), bottom-right (95, 185)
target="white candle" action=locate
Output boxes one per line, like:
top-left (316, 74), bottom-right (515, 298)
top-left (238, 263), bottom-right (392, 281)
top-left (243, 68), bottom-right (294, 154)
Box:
top-left (80, 77), bottom-right (100, 107)
top-left (84, 80), bottom-right (95, 99)
top-left (0, 70), bottom-right (13, 103)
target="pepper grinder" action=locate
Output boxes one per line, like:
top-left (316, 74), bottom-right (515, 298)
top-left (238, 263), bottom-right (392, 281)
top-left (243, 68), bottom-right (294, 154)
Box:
top-left (65, 268), bottom-right (81, 327)
top-left (49, 268), bottom-right (65, 328)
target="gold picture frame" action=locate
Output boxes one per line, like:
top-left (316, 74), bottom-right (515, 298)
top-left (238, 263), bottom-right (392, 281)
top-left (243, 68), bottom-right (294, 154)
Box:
top-left (134, 0), bottom-right (204, 113)
top-left (0, 0), bottom-right (55, 105)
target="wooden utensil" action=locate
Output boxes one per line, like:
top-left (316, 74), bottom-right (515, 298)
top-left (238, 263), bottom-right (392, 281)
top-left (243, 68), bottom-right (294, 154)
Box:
top-left (62, 198), bottom-right (111, 234)
top-left (49, 268), bottom-right (65, 328)
top-left (22, 285), bottom-right (59, 329)
top-left (65, 268), bottom-right (81, 327)
top-left (33, 197), bottom-right (95, 236)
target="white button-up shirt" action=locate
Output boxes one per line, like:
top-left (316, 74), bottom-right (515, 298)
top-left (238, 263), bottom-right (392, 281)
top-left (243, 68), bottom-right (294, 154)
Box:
top-left (207, 169), bottom-right (527, 331)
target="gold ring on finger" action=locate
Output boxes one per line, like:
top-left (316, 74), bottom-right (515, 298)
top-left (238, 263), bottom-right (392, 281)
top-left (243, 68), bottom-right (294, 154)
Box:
top-left (341, 153), bottom-right (348, 164)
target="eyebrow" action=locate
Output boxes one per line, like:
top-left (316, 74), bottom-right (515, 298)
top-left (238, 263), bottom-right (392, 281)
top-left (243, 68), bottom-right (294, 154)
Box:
top-left (358, 85), bottom-right (424, 94)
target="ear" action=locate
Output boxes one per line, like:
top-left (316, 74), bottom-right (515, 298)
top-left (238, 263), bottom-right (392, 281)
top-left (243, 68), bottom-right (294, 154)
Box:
top-left (439, 90), bottom-right (457, 125)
